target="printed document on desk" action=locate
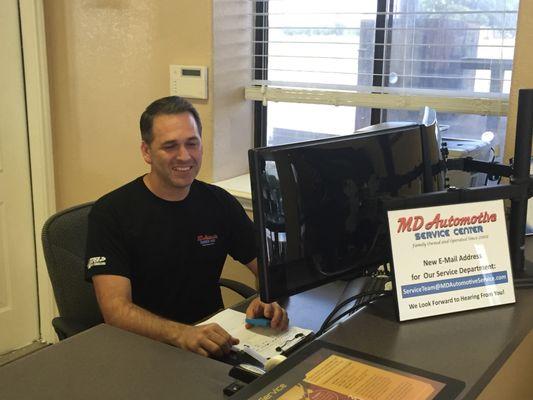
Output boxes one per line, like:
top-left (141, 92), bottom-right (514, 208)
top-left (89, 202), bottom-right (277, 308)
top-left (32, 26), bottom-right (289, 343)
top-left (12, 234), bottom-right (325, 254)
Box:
top-left (200, 309), bottom-right (313, 361)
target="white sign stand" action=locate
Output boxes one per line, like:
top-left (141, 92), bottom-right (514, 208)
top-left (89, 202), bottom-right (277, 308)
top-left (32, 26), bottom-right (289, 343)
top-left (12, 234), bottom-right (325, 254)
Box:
top-left (387, 199), bottom-right (515, 321)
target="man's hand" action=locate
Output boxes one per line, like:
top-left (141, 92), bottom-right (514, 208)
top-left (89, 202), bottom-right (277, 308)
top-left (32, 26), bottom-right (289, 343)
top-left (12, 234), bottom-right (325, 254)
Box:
top-left (245, 297), bottom-right (289, 331)
top-left (178, 323), bottom-right (239, 357)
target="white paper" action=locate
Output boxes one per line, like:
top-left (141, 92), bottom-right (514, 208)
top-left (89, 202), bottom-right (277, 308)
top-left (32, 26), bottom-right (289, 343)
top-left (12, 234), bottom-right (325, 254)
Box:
top-left (200, 308), bottom-right (313, 360)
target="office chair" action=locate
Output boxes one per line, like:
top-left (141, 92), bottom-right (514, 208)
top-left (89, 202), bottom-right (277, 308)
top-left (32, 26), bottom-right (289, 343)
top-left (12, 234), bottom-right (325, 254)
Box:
top-left (42, 202), bottom-right (257, 340)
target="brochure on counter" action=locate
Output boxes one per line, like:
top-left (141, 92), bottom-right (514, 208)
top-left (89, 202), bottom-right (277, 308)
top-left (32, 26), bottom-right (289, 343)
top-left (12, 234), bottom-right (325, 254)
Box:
top-left (233, 340), bottom-right (465, 400)
top-left (387, 199), bottom-right (515, 321)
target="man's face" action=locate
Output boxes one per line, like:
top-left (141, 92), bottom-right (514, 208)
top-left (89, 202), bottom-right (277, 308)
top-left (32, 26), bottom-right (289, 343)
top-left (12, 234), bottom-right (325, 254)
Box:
top-left (141, 112), bottom-right (203, 197)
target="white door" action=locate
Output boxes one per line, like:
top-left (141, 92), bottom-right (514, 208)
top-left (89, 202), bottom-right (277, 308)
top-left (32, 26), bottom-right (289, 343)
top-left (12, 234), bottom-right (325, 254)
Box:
top-left (0, 0), bottom-right (40, 354)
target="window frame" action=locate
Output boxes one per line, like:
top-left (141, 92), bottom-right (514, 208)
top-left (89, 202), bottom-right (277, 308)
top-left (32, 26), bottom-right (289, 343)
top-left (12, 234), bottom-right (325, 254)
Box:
top-left (253, 0), bottom-right (395, 146)
top-left (251, 0), bottom-right (514, 148)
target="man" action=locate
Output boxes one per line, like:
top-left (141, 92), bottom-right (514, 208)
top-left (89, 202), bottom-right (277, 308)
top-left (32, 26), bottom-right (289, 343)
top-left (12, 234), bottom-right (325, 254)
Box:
top-left (85, 96), bottom-right (288, 358)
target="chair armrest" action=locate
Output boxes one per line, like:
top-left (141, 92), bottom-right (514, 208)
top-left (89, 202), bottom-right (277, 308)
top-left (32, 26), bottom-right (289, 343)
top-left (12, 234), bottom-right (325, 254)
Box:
top-left (219, 278), bottom-right (256, 299)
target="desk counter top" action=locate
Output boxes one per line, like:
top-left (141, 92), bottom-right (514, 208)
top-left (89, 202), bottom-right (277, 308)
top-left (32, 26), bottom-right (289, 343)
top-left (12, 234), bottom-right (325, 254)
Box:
top-left (322, 286), bottom-right (533, 399)
top-left (0, 324), bottom-right (233, 400)
top-left (2, 270), bottom-right (533, 399)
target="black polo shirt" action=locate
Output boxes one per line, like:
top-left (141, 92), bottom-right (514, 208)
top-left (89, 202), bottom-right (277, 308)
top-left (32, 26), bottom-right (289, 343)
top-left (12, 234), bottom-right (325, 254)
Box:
top-left (85, 177), bottom-right (256, 323)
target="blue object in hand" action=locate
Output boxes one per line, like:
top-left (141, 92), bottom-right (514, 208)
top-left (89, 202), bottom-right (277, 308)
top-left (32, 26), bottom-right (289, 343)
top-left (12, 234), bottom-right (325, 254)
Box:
top-left (245, 317), bottom-right (271, 327)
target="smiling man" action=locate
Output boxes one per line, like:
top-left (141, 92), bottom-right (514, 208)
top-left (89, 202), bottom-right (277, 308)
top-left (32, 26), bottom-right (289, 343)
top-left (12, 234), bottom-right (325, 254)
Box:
top-left (85, 96), bottom-right (288, 357)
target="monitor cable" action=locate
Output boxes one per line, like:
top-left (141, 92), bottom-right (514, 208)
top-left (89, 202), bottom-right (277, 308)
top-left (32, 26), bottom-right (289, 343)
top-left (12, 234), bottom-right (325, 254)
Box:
top-left (316, 285), bottom-right (392, 337)
top-left (483, 148), bottom-right (498, 186)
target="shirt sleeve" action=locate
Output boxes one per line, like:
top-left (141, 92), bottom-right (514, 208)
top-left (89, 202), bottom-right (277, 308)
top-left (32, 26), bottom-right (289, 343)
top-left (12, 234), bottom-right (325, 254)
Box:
top-left (85, 201), bottom-right (132, 282)
top-left (223, 192), bottom-right (257, 265)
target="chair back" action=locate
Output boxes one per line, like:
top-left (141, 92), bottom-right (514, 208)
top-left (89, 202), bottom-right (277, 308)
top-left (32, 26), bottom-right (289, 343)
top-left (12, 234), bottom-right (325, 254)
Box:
top-left (42, 202), bottom-right (103, 332)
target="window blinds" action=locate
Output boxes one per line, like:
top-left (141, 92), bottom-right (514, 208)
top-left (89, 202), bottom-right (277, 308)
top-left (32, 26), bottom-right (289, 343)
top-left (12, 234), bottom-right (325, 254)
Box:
top-left (245, 0), bottom-right (519, 115)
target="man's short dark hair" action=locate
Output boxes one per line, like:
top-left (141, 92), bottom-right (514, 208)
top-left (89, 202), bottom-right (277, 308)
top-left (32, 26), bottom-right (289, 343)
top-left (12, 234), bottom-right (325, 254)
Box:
top-left (139, 96), bottom-right (202, 144)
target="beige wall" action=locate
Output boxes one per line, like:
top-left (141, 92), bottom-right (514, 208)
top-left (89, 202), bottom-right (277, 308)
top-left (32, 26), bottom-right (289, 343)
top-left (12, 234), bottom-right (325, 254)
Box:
top-left (44, 0), bottom-right (214, 210)
top-left (505, 1), bottom-right (533, 161)
top-left (43, 1), bottom-right (256, 306)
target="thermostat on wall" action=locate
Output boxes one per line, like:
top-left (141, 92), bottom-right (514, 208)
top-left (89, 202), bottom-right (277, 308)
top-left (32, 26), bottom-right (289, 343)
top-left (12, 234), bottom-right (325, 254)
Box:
top-left (169, 65), bottom-right (208, 99)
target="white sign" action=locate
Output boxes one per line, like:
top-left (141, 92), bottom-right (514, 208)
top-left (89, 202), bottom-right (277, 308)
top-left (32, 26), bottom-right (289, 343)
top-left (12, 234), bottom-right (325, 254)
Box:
top-left (387, 200), bottom-right (515, 321)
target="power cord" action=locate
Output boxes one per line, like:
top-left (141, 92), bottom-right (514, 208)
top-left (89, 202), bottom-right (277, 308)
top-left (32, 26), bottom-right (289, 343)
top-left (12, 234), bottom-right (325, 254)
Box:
top-left (484, 148), bottom-right (497, 186)
top-left (316, 283), bottom-right (392, 337)
top-left (318, 292), bottom-right (390, 336)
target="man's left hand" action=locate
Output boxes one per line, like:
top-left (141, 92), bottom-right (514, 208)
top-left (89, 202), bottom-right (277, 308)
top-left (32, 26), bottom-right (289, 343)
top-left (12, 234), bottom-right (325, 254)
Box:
top-left (245, 297), bottom-right (289, 331)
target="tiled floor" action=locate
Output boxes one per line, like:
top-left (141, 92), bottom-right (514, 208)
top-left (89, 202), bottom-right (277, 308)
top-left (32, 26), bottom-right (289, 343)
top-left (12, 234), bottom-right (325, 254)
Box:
top-left (0, 342), bottom-right (48, 367)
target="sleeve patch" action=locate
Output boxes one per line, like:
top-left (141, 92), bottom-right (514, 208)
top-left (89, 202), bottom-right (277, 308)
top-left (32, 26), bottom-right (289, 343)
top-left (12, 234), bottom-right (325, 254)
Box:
top-left (87, 256), bottom-right (107, 269)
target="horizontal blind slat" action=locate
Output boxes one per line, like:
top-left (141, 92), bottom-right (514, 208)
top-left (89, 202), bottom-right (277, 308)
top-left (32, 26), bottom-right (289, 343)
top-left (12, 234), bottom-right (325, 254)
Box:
top-left (245, 86), bottom-right (508, 115)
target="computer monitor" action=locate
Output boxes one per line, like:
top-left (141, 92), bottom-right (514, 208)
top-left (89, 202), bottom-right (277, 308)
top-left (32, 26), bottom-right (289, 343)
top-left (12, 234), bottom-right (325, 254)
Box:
top-left (249, 122), bottom-right (444, 302)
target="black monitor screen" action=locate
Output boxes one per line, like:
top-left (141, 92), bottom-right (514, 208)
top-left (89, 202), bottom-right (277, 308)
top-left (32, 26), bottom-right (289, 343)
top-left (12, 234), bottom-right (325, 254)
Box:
top-left (249, 124), bottom-right (444, 302)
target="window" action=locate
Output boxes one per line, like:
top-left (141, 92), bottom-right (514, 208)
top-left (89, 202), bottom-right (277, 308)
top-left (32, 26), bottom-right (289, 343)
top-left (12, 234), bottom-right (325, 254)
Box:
top-left (247, 0), bottom-right (518, 156)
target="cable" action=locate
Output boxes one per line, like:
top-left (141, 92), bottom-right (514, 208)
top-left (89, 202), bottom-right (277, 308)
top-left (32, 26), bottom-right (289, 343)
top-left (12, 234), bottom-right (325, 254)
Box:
top-left (316, 288), bottom-right (390, 337)
top-left (317, 292), bottom-right (390, 336)
top-left (484, 148), bottom-right (497, 186)
top-left (320, 293), bottom-right (391, 335)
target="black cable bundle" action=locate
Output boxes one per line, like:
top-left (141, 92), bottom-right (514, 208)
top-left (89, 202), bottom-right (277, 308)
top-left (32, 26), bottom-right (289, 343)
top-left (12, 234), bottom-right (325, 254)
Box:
top-left (316, 289), bottom-right (391, 337)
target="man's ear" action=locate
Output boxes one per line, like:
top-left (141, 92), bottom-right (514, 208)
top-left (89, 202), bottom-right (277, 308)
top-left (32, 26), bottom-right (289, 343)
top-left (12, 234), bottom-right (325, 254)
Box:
top-left (141, 141), bottom-right (152, 165)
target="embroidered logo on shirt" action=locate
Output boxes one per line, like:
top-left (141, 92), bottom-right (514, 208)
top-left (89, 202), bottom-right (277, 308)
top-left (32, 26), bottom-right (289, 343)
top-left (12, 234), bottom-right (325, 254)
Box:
top-left (87, 256), bottom-right (107, 269)
top-left (197, 234), bottom-right (218, 247)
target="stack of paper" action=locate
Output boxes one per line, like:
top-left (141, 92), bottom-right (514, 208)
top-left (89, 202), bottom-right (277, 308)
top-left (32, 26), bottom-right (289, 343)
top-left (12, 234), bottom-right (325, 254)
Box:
top-left (200, 308), bottom-right (313, 364)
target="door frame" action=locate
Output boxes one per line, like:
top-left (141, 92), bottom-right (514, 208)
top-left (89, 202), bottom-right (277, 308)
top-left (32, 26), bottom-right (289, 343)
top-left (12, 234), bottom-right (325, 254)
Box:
top-left (19, 0), bottom-right (57, 343)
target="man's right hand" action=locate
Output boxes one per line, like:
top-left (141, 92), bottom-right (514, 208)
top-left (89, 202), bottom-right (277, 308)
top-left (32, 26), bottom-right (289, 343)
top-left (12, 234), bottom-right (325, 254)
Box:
top-left (177, 323), bottom-right (239, 357)
top-left (93, 275), bottom-right (239, 358)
